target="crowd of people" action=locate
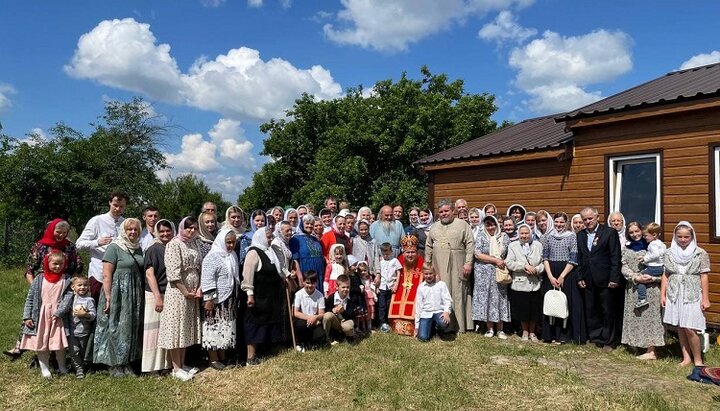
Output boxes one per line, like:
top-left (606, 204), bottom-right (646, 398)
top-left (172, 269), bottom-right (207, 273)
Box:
top-left (4, 192), bottom-right (713, 382)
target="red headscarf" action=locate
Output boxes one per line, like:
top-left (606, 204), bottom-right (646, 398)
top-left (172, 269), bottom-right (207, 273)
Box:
top-left (43, 251), bottom-right (67, 283)
top-left (38, 219), bottom-right (70, 249)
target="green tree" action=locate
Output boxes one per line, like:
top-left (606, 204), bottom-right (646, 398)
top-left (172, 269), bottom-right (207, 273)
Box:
top-left (238, 67), bottom-right (498, 212)
top-left (149, 174), bottom-right (230, 223)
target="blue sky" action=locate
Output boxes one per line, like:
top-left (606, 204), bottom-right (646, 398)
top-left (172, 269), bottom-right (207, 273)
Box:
top-left (1, 1), bottom-right (719, 201)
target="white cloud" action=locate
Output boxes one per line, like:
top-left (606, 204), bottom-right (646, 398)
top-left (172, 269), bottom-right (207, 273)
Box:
top-left (508, 29), bottom-right (632, 113)
top-left (19, 127), bottom-right (48, 146)
top-left (0, 83), bottom-right (17, 111)
top-left (165, 133), bottom-right (221, 172)
top-left (65, 18), bottom-right (342, 121)
top-left (680, 51), bottom-right (720, 70)
top-left (478, 10), bottom-right (536, 45)
top-left (323, 0), bottom-right (532, 52)
top-left (248, 0), bottom-right (263, 7)
top-left (201, 0), bottom-right (226, 7)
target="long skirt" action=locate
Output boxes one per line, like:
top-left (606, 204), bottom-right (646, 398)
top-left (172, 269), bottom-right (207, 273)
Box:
top-left (202, 297), bottom-right (237, 351)
top-left (541, 261), bottom-right (586, 344)
top-left (141, 291), bottom-right (171, 372)
top-left (510, 289), bottom-right (542, 323)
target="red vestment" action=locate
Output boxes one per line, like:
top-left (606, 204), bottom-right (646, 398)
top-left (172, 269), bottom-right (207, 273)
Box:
top-left (389, 254), bottom-right (424, 336)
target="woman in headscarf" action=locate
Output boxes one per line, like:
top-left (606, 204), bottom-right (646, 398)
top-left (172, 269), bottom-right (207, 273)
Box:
top-left (482, 203), bottom-right (497, 220)
top-left (472, 215), bottom-right (511, 339)
top-left (222, 206), bottom-right (246, 235)
top-left (469, 208), bottom-right (482, 239)
top-left (662, 221), bottom-right (711, 368)
top-left (158, 217), bottom-right (202, 382)
top-left (290, 215), bottom-right (326, 293)
top-left (5, 218), bottom-right (83, 360)
top-left (541, 212), bottom-right (584, 344)
top-left (296, 205), bottom-right (308, 222)
top-left (571, 214), bottom-right (585, 233)
top-left (239, 209), bottom-right (268, 265)
top-left (284, 208), bottom-right (300, 234)
top-left (607, 211), bottom-right (627, 244)
top-left (201, 228), bottom-right (239, 370)
top-left (270, 206), bottom-right (284, 226)
top-left (312, 218), bottom-right (324, 239)
top-left (93, 218), bottom-right (144, 377)
top-left (535, 210), bottom-right (552, 240)
top-left (501, 216), bottom-right (519, 243)
top-left (505, 224), bottom-right (544, 342)
top-left (352, 219), bottom-right (381, 283)
top-left (506, 204), bottom-right (526, 225)
top-left (141, 219), bottom-right (175, 374)
top-left (409, 208), bottom-right (434, 258)
top-left (620, 222), bottom-right (664, 360)
top-left (241, 226), bottom-right (284, 366)
top-left (405, 207), bottom-right (420, 235)
top-left (197, 211), bottom-right (217, 259)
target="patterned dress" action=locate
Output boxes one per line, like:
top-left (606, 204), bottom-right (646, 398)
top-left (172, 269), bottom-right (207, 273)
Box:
top-left (93, 244), bottom-right (144, 366)
top-left (472, 233), bottom-right (511, 323)
top-left (158, 238), bottom-right (202, 350)
top-left (620, 247), bottom-right (665, 348)
top-left (289, 233), bottom-right (326, 293)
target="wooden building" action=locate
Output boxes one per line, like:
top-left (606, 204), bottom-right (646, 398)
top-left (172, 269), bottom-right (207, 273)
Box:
top-left (418, 63), bottom-right (720, 324)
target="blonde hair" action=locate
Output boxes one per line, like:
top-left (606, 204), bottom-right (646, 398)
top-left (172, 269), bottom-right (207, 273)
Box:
top-left (644, 222), bottom-right (662, 237)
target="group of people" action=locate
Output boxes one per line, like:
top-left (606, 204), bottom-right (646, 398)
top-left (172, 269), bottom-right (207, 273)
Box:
top-left (5, 192), bottom-right (712, 382)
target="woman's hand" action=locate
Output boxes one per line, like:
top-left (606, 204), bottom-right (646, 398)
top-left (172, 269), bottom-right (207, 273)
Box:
top-left (702, 298), bottom-right (712, 311)
top-left (495, 258), bottom-right (505, 269)
top-left (247, 295), bottom-right (255, 307)
top-left (103, 301), bottom-right (111, 314)
top-left (195, 288), bottom-right (203, 298)
top-left (660, 294), bottom-right (666, 308)
top-left (184, 289), bottom-right (197, 300)
top-left (154, 295), bottom-right (164, 313)
top-left (635, 274), bottom-right (654, 284)
top-left (549, 276), bottom-right (561, 288)
top-left (204, 301), bottom-right (215, 316)
top-left (525, 264), bottom-right (536, 275)
top-left (24, 319), bottom-right (34, 329)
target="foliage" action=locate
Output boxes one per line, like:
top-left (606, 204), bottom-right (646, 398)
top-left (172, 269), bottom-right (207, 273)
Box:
top-left (238, 66), bottom-right (499, 212)
top-left (149, 174), bottom-right (231, 223)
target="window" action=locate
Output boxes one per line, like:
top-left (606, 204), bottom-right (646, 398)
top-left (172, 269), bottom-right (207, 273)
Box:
top-left (713, 146), bottom-right (720, 239)
top-left (608, 153), bottom-right (661, 226)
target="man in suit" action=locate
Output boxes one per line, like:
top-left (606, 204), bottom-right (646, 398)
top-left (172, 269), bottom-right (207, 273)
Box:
top-left (576, 207), bottom-right (622, 352)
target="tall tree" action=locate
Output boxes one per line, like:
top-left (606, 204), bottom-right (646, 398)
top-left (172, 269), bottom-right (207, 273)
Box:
top-left (238, 67), bottom-right (498, 212)
top-left (149, 174), bottom-right (230, 223)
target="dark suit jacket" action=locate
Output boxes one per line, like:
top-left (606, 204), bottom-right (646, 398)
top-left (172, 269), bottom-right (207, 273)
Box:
top-left (325, 293), bottom-right (356, 321)
top-left (576, 224), bottom-right (622, 288)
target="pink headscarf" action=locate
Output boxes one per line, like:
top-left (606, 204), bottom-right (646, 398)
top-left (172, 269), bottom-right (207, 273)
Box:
top-left (176, 217), bottom-right (198, 244)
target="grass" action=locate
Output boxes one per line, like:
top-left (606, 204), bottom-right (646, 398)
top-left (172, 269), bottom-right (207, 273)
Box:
top-left (1, 266), bottom-right (719, 410)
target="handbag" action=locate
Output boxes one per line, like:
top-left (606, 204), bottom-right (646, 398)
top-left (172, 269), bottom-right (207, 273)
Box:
top-left (490, 234), bottom-right (512, 285)
top-left (543, 288), bottom-right (569, 328)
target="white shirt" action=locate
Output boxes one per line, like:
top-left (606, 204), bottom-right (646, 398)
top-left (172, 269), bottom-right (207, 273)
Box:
top-left (75, 212), bottom-right (124, 282)
top-left (414, 280), bottom-right (452, 329)
top-left (332, 292), bottom-right (349, 310)
top-left (140, 228), bottom-right (155, 252)
top-left (379, 257), bottom-right (402, 290)
top-left (643, 239), bottom-right (666, 267)
top-left (294, 288), bottom-right (325, 315)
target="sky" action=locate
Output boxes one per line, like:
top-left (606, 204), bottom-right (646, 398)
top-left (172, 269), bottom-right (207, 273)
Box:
top-left (1, 1), bottom-right (719, 201)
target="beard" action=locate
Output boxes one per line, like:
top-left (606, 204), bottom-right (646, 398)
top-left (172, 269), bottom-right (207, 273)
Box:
top-left (440, 215), bottom-right (453, 224)
top-left (403, 254), bottom-right (417, 268)
top-left (382, 220), bottom-right (394, 235)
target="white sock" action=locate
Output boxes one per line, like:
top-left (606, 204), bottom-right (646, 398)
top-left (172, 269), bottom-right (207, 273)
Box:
top-left (37, 351), bottom-right (52, 378)
top-left (55, 350), bottom-right (67, 373)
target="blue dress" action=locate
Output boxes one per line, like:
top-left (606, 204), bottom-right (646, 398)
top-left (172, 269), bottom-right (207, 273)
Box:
top-left (289, 234), bottom-right (326, 294)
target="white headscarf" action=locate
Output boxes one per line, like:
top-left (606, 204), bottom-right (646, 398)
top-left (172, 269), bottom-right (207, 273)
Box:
top-left (209, 228), bottom-right (240, 283)
top-left (516, 223), bottom-right (533, 255)
top-left (608, 211), bottom-right (626, 244)
top-left (251, 227), bottom-right (281, 274)
top-left (283, 208), bottom-right (300, 233)
top-left (506, 203), bottom-right (527, 224)
top-left (416, 210), bottom-right (434, 231)
top-left (669, 221), bottom-right (697, 266)
top-left (152, 219), bottom-right (176, 245)
top-left (113, 218), bottom-right (142, 252)
top-left (222, 206), bottom-right (246, 235)
top-left (547, 213), bottom-right (573, 240)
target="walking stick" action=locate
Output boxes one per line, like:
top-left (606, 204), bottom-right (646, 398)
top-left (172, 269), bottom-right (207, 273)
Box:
top-left (285, 279), bottom-right (297, 351)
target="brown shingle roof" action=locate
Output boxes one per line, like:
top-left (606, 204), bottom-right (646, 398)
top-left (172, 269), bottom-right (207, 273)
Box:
top-left (559, 62), bottom-right (720, 121)
top-left (416, 114), bottom-right (572, 165)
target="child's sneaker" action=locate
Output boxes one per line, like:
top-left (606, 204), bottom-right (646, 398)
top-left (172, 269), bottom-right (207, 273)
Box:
top-left (484, 329), bottom-right (494, 338)
top-left (497, 331), bottom-right (508, 340)
top-left (295, 344), bottom-right (305, 353)
top-left (75, 366), bottom-right (85, 379)
top-left (380, 323), bottom-right (391, 332)
top-left (635, 299), bottom-right (649, 308)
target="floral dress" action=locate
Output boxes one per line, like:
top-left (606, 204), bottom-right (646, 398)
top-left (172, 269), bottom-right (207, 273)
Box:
top-left (472, 233), bottom-right (510, 323)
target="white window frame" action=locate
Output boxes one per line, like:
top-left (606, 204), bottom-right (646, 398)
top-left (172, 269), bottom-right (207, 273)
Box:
top-left (714, 147), bottom-right (720, 237)
top-left (608, 153), bottom-right (661, 224)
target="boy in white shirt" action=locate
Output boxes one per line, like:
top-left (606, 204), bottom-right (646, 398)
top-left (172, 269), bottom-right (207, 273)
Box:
top-left (293, 271), bottom-right (326, 351)
top-left (636, 222), bottom-right (666, 308)
top-left (377, 243), bottom-right (401, 332)
top-left (414, 266), bottom-right (453, 342)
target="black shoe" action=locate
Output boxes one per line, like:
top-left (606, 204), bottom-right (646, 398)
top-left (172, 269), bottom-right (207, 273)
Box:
top-left (246, 357), bottom-right (261, 366)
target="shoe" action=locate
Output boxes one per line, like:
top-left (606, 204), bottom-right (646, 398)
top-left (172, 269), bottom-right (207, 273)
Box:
top-left (182, 366), bottom-right (199, 375)
top-left (109, 366), bottom-right (125, 378)
top-left (602, 345), bottom-right (613, 353)
top-left (497, 331), bottom-right (508, 340)
top-left (635, 299), bottom-right (649, 308)
top-left (529, 334), bottom-right (539, 343)
top-left (484, 330), bottom-right (494, 338)
top-left (246, 357), bottom-right (261, 366)
top-left (210, 361), bottom-right (226, 370)
top-left (3, 348), bottom-right (22, 361)
top-left (123, 365), bottom-right (136, 376)
top-left (330, 340), bottom-right (339, 346)
top-left (521, 334), bottom-right (529, 342)
top-left (295, 344), bottom-right (305, 353)
top-left (75, 367), bottom-right (85, 379)
top-left (171, 369), bottom-right (193, 382)
top-left (40, 370), bottom-right (52, 379)
top-left (380, 323), bottom-right (391, 332)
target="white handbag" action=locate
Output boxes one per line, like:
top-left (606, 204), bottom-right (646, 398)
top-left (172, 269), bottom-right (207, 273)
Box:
top-left (543, 288), bottom-right (569, 328)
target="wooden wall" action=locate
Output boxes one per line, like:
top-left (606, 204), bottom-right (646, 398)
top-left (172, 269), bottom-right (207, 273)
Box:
top-left (427, 105), bottom-right (720, 324)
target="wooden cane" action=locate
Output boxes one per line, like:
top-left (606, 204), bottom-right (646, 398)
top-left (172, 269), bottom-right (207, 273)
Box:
top-left (285, 280), bottom-right (297, 350)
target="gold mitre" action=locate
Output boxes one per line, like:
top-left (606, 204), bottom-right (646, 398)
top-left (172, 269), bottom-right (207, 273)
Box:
top-left (400, 234), bottom-right (418, 250)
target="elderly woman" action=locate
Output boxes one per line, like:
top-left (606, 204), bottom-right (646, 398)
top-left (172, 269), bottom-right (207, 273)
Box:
top-left (158, 217), bottom-right (202, 382)
top-left (409, 208), bottom-right (433, 258)
top-left (197, 211), bottom-right (217, 259)
top-left (241, 226), bottom-right (285, 366)
top-left (201, 228), bottom-right (239, 370)
top-left (473, 216), bottom-right (511, 339)
top-left (501, 216), bottom-right (519, 242)
top-left (141, 219), bottom-right (175, 374)
top-left (541, 212), bottom-right (584, 344)
top-left (607, 211), bottom-right (626, 244)
top-left (506, 224), bottom-right (544, 342)
top-left (284, 208), bottom-right (300, 233)
top-left (620, 222), bottom-right (664, 360)
top-left (93, 218), bottom-right (144, 377)
top-left (571, 214), bottom-right (585, 233)
top-left (5, 218), bottom-right (83, 359)
top-left (290, 215), bottom-right (326, 292)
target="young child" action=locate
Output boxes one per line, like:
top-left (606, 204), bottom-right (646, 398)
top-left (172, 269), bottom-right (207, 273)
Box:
top-left (414, 266), bottom-right (453, 342)
top-left (346, 256), bottom-right (368, 334)
top-left (68, 276), bottom-right (96, 378)
top-left (377, 242), bottom-right (401, 332)
top-left (636, 222), bottom-right (666, 308)
top-left (324, 244), bottom-right (348, 297)
top-left (292, 271), bottom-right (326, 351)
top-left (20, 252), bottom-right (74, 378)
top-left (358, 261), bottom-right (376, 332)
top-left (323, 275), bottom-right (356, 343)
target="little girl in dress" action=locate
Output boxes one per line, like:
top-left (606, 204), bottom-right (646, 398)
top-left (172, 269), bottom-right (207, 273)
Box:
top-left (20, 252), bottom-right (74, 378)
top-left (358, 261), bottom-right (377, 331)
top-left (324, 244), bottom-right (348, 297)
